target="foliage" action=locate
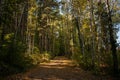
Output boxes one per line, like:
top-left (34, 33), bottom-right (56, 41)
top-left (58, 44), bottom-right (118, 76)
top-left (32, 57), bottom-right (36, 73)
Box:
top-left (0, 41), bottom-right (33, 76)
top-left (0, 0), bottom-right (120, 77)
top-left (28, 52), bottom-right (51, 65)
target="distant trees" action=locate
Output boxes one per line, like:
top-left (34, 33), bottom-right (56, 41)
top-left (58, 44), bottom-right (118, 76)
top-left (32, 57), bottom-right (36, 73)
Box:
top-left (36, 0), bottom-right (59, 53)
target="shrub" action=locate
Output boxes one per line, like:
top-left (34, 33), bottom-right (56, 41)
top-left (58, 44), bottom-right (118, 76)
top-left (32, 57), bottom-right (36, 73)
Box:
top-left (28, 51), bottom-right (51, 65)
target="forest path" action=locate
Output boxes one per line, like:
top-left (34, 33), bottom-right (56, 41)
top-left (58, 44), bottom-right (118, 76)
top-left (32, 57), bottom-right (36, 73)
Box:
top-left (22, 56), bottom-right (100, 80)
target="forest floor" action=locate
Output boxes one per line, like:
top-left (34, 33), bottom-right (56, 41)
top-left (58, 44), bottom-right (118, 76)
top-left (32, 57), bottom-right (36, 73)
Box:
top-left (5, 56), bottom-right (120, 80)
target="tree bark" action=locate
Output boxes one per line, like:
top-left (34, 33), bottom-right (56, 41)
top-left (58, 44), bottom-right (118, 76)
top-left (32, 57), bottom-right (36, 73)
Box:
top-left (75, 17), bottom-right (84, 55)
top-left (106, 0), bottom-right (119, 74)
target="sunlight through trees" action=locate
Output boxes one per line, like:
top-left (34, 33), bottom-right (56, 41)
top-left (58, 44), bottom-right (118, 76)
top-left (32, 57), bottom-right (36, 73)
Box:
top-left (0, 0), bottom-right (120, 78)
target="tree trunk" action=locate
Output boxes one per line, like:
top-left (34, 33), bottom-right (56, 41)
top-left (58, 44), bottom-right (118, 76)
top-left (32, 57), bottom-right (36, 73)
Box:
top-left (106, 0), bottom-right (119, 74)
top-left (75, 17), bottom-right (84, 55)
top-left (89, 0), bottom-right (96, 68)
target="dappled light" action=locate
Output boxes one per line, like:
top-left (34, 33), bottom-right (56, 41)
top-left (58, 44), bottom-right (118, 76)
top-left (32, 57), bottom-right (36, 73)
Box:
top-left (0, 0), bottom-right (120, 80)
top-left (23, 57), bottom-right (100, 80)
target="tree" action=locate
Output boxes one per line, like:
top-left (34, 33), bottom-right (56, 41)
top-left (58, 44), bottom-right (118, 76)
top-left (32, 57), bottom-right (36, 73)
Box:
top-left (106, 0), bottom-right (119, 74)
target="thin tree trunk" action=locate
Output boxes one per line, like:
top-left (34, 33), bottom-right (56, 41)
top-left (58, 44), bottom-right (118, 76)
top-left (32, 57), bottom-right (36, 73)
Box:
top-left (14, 3), bottom-right (28, 41)
top-left (75, 17), bottom-right (84, 55)
top-left (89, 0), bottom-right (96, 68)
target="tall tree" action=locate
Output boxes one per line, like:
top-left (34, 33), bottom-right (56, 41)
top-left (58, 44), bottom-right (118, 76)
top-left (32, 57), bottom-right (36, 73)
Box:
top-left (106, 0), bottom-right (119, 74)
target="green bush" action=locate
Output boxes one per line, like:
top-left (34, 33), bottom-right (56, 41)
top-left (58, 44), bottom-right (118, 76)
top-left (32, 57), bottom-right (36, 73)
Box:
top-left (33, 47), bottom-right (40, 54)
top-left (0, 33), bottom-right (52, 76)
top-left (0, 40), bottom-right (34, 76)
top-left (28, 53), bottom-right (42, 65)
top-left (28, 52), bottom-right (51, 65)
top-left (5, 42), bottom-right (32, 68)
top-left (41, 52), bottom-right (51, 62)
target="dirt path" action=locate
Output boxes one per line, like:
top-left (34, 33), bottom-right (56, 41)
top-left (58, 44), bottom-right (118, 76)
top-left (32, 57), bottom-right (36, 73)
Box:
top-left (5, 56), bottom-right (119, 80)
top-left (22, 56), bottom-right (103, 80)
